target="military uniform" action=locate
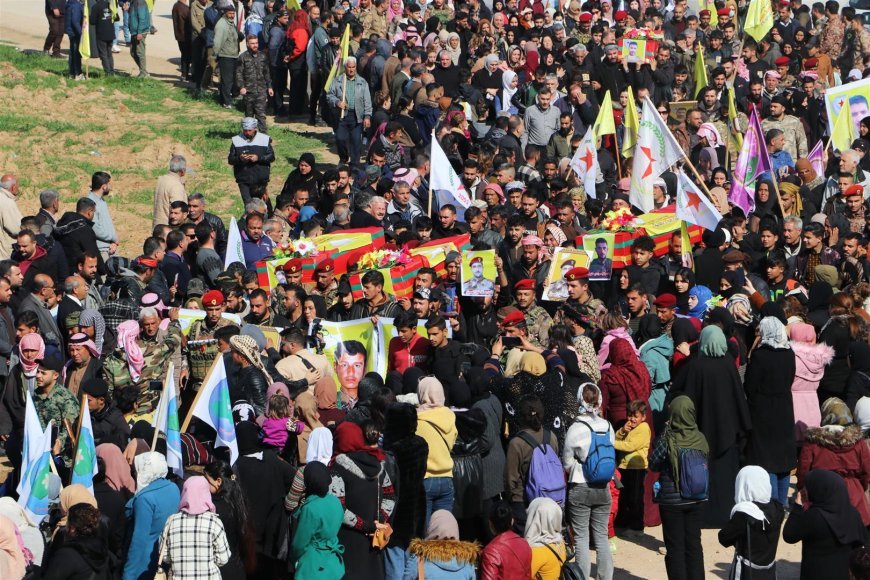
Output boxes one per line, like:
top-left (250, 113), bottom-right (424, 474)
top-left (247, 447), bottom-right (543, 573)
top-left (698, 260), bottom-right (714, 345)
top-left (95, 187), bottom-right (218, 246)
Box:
top-left (462, 276), bottom-right (495, 296)
top-left (310, 279), bottom-right (339, 309)
top-left (34, 383), bottom-right (80, 465)
top-left (235, 48), bottom-right (272, 133)
top-left (187, 317), bottom-right (232, 386)
top-left (522, 303), bottom-right (553, 348)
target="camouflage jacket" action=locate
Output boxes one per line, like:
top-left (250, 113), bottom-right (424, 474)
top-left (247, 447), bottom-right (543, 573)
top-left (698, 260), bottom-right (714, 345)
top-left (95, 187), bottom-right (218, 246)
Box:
top-left (309, 279), bottom-right (338, 309)
top-left (34, 383), bottom-right (80, 464)
top-left (187, 317), bottom-right (232, 384)
top-left (522, 304), bottom-right (552, 348)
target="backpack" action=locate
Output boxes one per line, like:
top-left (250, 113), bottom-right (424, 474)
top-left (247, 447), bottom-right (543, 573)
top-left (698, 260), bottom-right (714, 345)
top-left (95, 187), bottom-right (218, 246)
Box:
top-left (678, 448), bottom-right (709, 500)
top-left (518, 430), bottom-right (566, 506)
top-left (578, 421), bottom-right (616, 487)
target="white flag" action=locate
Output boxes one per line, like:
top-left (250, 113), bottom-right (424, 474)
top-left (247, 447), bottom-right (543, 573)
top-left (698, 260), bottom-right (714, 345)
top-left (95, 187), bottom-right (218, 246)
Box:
top-left (70, 401), bottom-right (98, 494)
top-left (430, 132), bottom-right (472, 219)
top-left (675, 170), bottom-right (724, 231)
top-left (17, 392), bottom-right (54, 523)
top-left (629, 97), bottom-right (684, 212)
top-left (569, 126), bottom-right (600, 199)
top-left (191, 356), bottom-right (238, 464)
top-left (224, 218), bottom-right (245, 269)
top-left (152, 362), bottom-right (184, 476)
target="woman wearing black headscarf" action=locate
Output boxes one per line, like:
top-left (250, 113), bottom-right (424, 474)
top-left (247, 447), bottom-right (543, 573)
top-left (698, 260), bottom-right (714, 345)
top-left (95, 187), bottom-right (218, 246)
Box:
top-left (806, 281), bottom-right (834, 331)
top-left (783, 470), bottom-right (867, 579)
top-left (672, 326), bottom-right (752, 527)
top-left (845, 342), bottom-right (870, 410)
top-left (466, 366), bottom-right (506, 540)
top-left (609, 266), bottom-right (643, 318)
top-left (233, 421), bottom-right (295, 579)
top-left (817, 295), bottom-right (856, 404)
top-left (674, 267), bottom-right (696, 312)
top-left (749, 180), bottom-right (780, 233)
top-left (280, 153), bottom-right (322, 201)
top-left (289, 462), bottom-right (345, 579)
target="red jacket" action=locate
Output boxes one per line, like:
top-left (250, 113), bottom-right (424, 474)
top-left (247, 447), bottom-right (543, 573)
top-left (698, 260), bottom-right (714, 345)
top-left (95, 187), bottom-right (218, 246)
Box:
top-left (480, 531), bottom-right (532, 580)
top-left (387, 333), bottom-right (430, 375)
top-left (798, 424), bottom-right (870, 525)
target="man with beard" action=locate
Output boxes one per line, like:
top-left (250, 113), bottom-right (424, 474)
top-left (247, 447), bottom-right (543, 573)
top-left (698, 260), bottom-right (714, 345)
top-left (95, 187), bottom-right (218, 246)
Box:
top-left (309, 258), bottom-right (338, 308)
top-left (186, 290), bottom-right (232, 400)
top-left (244, 288), bottom-right (290, 327)
top-left (15, 230), bottom-right (59, 290)
top-left (509, 235), bottom-right (550, 293)
top-left (86, 172), bottom-right (119, 263)
top-left (547, 113), bottom-right (575, 159)
top-left (762, 94), bottom-right (809, 161)
top-left (326, 193), bottom-right (352, 232)
top-left (497, 215), bottom-right (527, 276)
top-left (593, 44), bottom-right (628, 103)
top-left (513, 278), bottom-right (552, 347)
top-left (433, 204), bottom-right (469, 239)
top-left (64, 333), bottom-right (104, 398)
top-left (186, 193), bottom-right (227, 258)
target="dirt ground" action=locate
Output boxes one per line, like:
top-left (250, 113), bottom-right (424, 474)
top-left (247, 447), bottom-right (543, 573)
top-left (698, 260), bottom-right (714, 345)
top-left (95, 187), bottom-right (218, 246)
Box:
top-left (0, 4), bottom-right (807, 577)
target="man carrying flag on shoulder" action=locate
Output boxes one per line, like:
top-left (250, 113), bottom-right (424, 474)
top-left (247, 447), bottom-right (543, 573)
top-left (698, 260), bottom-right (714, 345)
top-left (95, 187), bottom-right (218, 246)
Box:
top-left (33, 355), bottom-right (79, 471)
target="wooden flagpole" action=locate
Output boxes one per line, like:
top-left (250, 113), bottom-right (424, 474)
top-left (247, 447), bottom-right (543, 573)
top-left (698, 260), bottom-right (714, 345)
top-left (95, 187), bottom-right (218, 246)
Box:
top-left (427, 129), bottom-right (435, 216)
top-left (180, 355), bottom-right (221, 433)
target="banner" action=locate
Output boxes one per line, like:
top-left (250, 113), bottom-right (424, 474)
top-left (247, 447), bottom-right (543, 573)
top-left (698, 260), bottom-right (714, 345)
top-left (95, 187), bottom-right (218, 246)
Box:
top-left (460, 250), bottom-right (496, 297)
top-left (582, 233), bottom-right (616, 281)
top-left (374, 317), bottom-right (442, 377)
top-left (824, 77), bottom-right (870, 142)
top-left (542, 248), bottom-right (591, 301)
top-left (675, 169), bottom-right (723, 230)
top-left (225, 218), bottom-right (244, 269)
top-left (316, 319), bottom-right (378, 390)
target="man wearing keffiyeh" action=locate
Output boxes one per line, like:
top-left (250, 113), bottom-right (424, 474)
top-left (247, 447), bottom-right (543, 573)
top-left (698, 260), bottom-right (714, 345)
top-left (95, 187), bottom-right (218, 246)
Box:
top-left (63, 332), bottom-right (103, 398)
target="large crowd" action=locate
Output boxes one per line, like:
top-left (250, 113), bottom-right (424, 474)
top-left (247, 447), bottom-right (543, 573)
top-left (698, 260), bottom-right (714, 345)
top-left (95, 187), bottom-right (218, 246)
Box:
top-left (7, 0), bottom-right (870, 578)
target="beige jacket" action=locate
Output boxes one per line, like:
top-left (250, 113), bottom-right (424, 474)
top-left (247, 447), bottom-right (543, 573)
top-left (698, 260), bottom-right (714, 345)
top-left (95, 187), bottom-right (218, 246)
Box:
top-left (152, 172), bottom-right (186, 227)
top-left (0, 188), bottom-right (23, 260)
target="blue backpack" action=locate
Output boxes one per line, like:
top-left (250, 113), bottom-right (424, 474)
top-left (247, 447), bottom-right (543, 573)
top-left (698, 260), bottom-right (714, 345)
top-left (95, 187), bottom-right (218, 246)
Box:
top-left (579, 422), bottom-right (616, 486)
top-left (518, 430), bottom-right (566, 506)
top-left (678, 448), bottom-right (709, 500)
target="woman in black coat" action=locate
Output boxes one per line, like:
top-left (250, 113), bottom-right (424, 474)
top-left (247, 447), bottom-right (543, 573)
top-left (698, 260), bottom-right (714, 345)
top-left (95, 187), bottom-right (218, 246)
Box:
top-left (817, 295), bottom-right (856, 405)
top-left (783, 470), bottom-right (867, 580)
top-left (41, 504), bottom-right (117, 580)
top-left (382, 403), bottom-right (428, 576)
top-left (466, 366), bottom-right (506, 540)
top-left (743, 317), bottom-right (797, 505)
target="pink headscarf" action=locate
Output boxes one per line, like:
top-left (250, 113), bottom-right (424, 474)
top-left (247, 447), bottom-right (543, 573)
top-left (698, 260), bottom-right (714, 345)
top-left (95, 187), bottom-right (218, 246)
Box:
top-left (0, 515), bottom-right (26, 580)
top-left (18, 334), bottom-right (45, 378)
top-left (141, 293), bottom-right (170, 331)
top-left (393, 168), bottom-right (420, 188)
top-left (117, 320), bottom-right (144, 382)
top-left (696, 123), bottom-right (723, 147)
top-left (484, 183), bottom-right (505, 203)
top-left (179, 476), bottom-right (215, 515)
top-left (96, 444), bottom-right (136, 495)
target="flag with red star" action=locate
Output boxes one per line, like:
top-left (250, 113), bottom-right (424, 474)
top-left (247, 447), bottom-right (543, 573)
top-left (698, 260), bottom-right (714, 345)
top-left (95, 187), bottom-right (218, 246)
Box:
top-left (676, 169), bottom-right (723, 231)
top-left (728, 107), bottom-right (771, 217)
top-left (569, 126), bottom-right (600, 199)
top-left (629, 97), bottom-right (684, 212)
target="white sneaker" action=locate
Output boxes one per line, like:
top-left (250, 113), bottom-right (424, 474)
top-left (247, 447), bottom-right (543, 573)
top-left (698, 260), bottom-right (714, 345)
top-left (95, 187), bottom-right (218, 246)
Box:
top-left (74, 74), bottom-right (85, 80)
top-left (112, 46), bottom-right (121, 53)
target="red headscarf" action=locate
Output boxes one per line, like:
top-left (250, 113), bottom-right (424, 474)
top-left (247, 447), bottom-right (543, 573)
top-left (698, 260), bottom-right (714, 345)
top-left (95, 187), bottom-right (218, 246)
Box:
top-left (332, 421), bottom-right (385, 462)
top-left (599, 338), bottom-right (652, 424)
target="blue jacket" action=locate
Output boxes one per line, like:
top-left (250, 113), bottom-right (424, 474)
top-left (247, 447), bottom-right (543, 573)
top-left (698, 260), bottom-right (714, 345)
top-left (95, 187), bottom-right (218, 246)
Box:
top-left (128, 0), bottom-right (151, 36)
top-left (240, 229), bottom-right (274, 269)
top-left (64, 0), bottom-right (83, 37)
top-left (122, 478), bottom-right (181, 580)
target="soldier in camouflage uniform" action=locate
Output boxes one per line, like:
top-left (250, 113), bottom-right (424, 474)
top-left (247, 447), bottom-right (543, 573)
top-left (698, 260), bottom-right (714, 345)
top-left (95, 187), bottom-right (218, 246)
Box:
top-left (235, 34), bottom-right (273, 133)
top-left (186, 290), bottom-right (233, 390)
top-left (514, 278), bottom-right (552, 348)
top-left (33, 355), bottom-right (80, 467)
top-left (309, 258), bottom-right (339, 309)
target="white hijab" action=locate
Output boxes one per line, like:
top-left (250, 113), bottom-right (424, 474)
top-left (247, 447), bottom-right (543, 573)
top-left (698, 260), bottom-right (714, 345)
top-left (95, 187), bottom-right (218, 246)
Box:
top-left (854, 397), bottom-right (870, 431)
top-left (501, 69), bottom-right (518, 112)
top-left (134, 452), bottom-right (168, 492)
top-left (524, 497), bottom-right (563, 546)
top-left (305, 427), bottom-right (334, 465)
top-left (759, 317), bottom-right (790, 350)
top-left (730, 465), bottom-right (771, 527)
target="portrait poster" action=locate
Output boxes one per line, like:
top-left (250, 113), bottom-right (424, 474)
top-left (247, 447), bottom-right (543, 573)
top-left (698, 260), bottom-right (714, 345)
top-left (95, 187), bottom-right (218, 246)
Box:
top-left (825, 77), bottom-right (870, 140)
top-left (622, 38), bottom-right (647, 64)
top-left (373, 317), bottom-right (450, 376)
top-left (542, 248), bottom-right (591, 302)
top-left (582, 233), bottom-right (616, 281)
top-left (668, 100), bottom-right (697, 125)
top-left (177, 308), bottom-right (242, 336)
top-left (460, 249), bottom-right (496, 298)
top-left (315, 319), bottom-right (377, 391)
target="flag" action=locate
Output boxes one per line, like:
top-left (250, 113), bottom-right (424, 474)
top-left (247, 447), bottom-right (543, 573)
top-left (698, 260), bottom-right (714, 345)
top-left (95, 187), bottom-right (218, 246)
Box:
top-left (728, 107), bottom-right (771, 216)
top-left (570, 126), bottom-right (600, 199)
top-left (676, 169), bottom-right (723, 230)
top-left (830, 102), bottom-right (855, 153)
top-left (707, 0), bottom-right (719, 27)
top-left (744, 0), bottom-right (774, 42)
top-left (727, 88), bottom-right (743, 150)
top-left (190, 356), bottom-right (238, 464)
top-left (80, 0), bottom-right (91, 60)
top-left (144, 0), bottom-right (154, 13)
top-left (70, 398), bottom-right (97, 493)
top-left (680, 220), bottom-right (693, 261)
top-left (622, 87), bottom-right (639, 159)
top-left (17, 392), bottom-right (54, 523)
top-left (694, 45), bottom-right (708, 98)
top-left (430, 132), bottom-right (472, 219)
top-left (152, 363), bottom-right (183, 476)
top-left (629, 97), bottom-right (684, 213)
top-left (593, 91), bottom-right (616, 137)
top-left (225, 218), bottom-right (244, 269)
top-left (808, 139), bottom-right (824, 177)
top-left (324, 24), bottom-right (350, 92)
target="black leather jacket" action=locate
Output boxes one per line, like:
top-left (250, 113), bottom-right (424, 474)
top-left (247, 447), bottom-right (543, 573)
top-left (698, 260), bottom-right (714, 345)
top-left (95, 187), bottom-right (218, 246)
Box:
top-left (201, 212), bottom-right (228, 258)
top-left (232, 365), bottom-right (269, 416)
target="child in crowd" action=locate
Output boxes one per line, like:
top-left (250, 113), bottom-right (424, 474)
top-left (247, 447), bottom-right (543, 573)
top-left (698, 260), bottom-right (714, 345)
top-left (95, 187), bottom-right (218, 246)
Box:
top-left (261, 394), bottom-right (303, 452)
top-left (614, 400), bottom-right (651, 536)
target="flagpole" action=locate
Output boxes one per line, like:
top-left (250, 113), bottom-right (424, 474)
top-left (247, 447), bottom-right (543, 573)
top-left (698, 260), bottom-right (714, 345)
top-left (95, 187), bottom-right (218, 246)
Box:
top-left (151, 373), bottom-right (168, 451)
top-left (428, 129), bottom-right (435, 216)
top-left (180, 354), bottom-right (222, 433)
top-left (340, 74), bottom-right (348, 120)
top-left (612, 137), bottom-right (622, 178)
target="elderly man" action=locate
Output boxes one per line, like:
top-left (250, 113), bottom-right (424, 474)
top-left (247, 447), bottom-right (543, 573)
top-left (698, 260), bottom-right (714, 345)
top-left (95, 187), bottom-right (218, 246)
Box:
top-left (327, 56), bottom-right (372, 168)
top-left (228, 117), bottom-right (275, 206)
top-left (153, 155), bottom-right (187, 228)
top-left (58, 275), bottom-right (87, 340)
top-left (38, 188), bottom-right (61, 236)
top-left (349, 194), bottom-right (387, 228)
top-left (19, 274), bottom-right (62, 347)
top-left (823, 149), bottom-right (870, 205)
top-left (0, 175), bottom-right (24, 260)
top-left (64, 332), bottom-right (104, 397)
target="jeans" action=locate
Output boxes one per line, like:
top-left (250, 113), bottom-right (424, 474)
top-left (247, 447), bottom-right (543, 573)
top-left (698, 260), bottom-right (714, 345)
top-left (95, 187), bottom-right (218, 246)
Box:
top-left (567, 483), bottom-right (613, 580)
top-left (335, 112), bottom-right (363, 167)
top-left (217, 56), bottom-right (236, 105)
top-left (659, 503), bottom-right (705, 580)
top-left (423, 477), bottom-right (454, 529)
top-left (68, 36), bottom-right (82, 77)
top-left (122, 8), bottom-right (131, 43)
top-left (384, 545), bottom-right (410, 580)
top-left (130, 33), bottom-right (147, 75)
top-left (113, 20), bottom-right (121, 46)
top-left (769, 473), bottom-right (790, 505)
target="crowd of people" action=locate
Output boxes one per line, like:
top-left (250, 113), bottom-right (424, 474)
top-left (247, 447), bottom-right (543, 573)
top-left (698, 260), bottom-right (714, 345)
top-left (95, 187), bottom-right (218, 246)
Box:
top-left (14, 0), bottom-right (870, 577)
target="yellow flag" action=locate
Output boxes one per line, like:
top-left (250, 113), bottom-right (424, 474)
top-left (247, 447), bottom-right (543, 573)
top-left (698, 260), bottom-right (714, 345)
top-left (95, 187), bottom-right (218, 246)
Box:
top-left (109, 0), bottom-right (117, 23)
top-left (324, 23), bottom-right (350, 92)
top-left (286, 0), bottom-right (300, 11)
top-left (680, 221), bottom-right (693, 267)
top-left (144, 0), bottom-right (154, 12)
top-left (707, 1), bottom-right (719, 27)
top-left (744, 0), bottom-right (773, 43)
top-left (694, 45), bottom-right (708, 98)
top-left (80, 0), bottom-right (91, 60)
top-left (831, 105), bottom-right (855, 152)
top-left (622, 86), bottom-right (639, 159)
top-left (727, 87), bottom-right (743, 149)
top-left (594, 91), bottom-right (616, 137)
